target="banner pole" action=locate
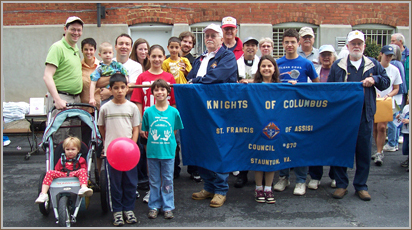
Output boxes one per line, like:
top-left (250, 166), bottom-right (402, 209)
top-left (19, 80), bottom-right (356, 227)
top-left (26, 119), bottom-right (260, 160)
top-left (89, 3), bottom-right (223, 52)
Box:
top-left (129, 84), bottom-right (175, 88)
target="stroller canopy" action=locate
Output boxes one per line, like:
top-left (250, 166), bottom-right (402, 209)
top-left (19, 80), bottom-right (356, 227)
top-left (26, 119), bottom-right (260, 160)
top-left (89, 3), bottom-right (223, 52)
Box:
top-left (41, 108), bottom-right (102, 147)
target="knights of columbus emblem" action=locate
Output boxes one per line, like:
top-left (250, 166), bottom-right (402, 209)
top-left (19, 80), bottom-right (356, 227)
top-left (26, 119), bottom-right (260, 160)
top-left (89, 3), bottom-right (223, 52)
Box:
top-left (262, 122), bottom-right (280, 139)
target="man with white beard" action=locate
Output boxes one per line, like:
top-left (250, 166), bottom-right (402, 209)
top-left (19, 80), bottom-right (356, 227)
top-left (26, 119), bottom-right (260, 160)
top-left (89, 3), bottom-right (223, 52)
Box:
top-left (328, 30), bottom-right (390, 201)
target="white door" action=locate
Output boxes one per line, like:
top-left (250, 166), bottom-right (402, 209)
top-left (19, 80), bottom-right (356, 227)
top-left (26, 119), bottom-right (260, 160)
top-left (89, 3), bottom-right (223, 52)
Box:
top-left (129, 23), bottom-right (173, 56)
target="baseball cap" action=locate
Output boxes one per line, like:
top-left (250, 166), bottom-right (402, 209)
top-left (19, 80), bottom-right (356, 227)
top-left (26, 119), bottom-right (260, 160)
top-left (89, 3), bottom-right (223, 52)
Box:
top-left (319, 44), bottom-right (336, 53)
top-left (243, 37), bottom-right (259, 46)
top-left (347, 30), bottom-right (364, 43)
top-left (221, 16), bottom-right (237, 28)
top-left (65, 16), bottom-right (84, 26)
top-left (381, 45), bottom-right (395, 55)
top-left (203, 23), bottom-right (223, 37)
top-left (299, 27), bottom-right (314, 37)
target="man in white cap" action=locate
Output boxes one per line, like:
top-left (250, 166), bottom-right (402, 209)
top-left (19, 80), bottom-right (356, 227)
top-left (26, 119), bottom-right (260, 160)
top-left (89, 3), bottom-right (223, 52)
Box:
top-left (298, 27), bottom-right (319, 67)
top-left (43, 16), bottom-right (84, 143)
top-left (328, 30), bottom-right (390, 201)
top-left (187, 23), bottom-right (238, 207)
top-left (221, 16), bottom-right (244, 60)
top-left (43, 16), bottom-right (84, 110)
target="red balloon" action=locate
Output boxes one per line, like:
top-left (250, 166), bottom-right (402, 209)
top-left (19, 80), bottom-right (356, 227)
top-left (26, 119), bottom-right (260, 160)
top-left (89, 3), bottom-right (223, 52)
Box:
top-left (106, 137), bottom-right (140, 171)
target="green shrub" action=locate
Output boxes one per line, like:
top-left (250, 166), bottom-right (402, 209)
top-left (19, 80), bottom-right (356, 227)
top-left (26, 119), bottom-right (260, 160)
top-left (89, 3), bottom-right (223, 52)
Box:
top-left (364, 38), bottom-right (381, 59)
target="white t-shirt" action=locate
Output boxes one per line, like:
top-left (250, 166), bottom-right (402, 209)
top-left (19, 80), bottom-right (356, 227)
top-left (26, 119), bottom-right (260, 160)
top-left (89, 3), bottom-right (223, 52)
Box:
top-left (375, 63), bottom-right (403, 109)
top-left (113, 58), bottom-right (143, 84)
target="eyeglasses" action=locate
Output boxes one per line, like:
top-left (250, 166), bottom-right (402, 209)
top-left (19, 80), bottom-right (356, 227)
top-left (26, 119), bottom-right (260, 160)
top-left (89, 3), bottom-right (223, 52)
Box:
top-left (320, 52), bottom-right (332, 57)
top-left (205, 34), bottom-right (219, 39)
top-left (223, 27), bottom-right (236, 31)
top-left (302, 35), bottom-right (313, 40)
top-left (349, 42), bottom-right (363, 47)
top-left (69, 28), bottom-right (82, 33)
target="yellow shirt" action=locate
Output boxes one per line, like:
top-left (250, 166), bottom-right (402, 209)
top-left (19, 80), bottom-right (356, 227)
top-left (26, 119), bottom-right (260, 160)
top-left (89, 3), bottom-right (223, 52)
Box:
top-left (162, 57), bottom-right (192, 84)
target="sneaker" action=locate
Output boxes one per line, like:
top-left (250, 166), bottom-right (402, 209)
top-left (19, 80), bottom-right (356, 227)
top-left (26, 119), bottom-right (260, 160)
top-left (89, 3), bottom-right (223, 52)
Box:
top-left (254, 189), bottom-right (265, 203)
top-left (148, 209), bottom-right (158, 219)
top-left (164, 210), bottom-right (174, 219)
top-left (123, 210), bottom-right (138, 224)
top-left (264, 191), bottom-right (276, 204)
top-left (136, 190), bottom-right (140, 198)
top-left (3, 140), bottom-right (11, 146)
top-left (35, 193), bottom-right (49, 204)
top-left (143, 191), bottom-right (150, 203)
top-left (232, 171), bottom-right (239, 176)
top-left (78, 187), bottom-right (93, 197)
top-left (192, 189), bottom-right (214, 200)
top-left (273, 176), bottom-right (290, 192)
top-left (307, 179), bottom-right (321, 190)
top-left (374, 152), bottom-right (384, 166)
top-left (330, 179), bottom-right (337, 188)
top-left (371, 152), bottom-right (378, 160)
top-left (398, 136), bottom-right (404, 144)
top-left (383, 144), bottom-right (397, 152)
top-left (401, 158), bottom-right (409, 168)
top-left (293, 183), bottom-right (306, 196)
top-left (113, 211), bottom-right (124, 226)
top-left (190, 172), bottom-right (202, 182)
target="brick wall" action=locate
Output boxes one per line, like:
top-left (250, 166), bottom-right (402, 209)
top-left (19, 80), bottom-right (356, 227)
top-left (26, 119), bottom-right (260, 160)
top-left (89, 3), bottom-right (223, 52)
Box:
top-left (3, 3), bottom-right (409, 27)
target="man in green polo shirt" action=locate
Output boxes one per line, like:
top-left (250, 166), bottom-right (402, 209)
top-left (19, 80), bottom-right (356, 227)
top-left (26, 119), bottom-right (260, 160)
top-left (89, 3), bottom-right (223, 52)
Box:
top-left (44, 16), bottom-right (83, 109)
top-left (43, 16), bottom-right (84, 142)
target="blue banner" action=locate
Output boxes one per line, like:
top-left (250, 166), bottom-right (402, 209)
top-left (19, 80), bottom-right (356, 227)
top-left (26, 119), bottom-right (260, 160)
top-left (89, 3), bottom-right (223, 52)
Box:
top-left (174, 83), bottom-right (364, 173)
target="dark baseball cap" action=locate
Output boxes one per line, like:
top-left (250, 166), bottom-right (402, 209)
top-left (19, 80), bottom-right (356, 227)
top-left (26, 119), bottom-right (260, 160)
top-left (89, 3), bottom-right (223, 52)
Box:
top-left (381, 45), bottom-right (394, 55)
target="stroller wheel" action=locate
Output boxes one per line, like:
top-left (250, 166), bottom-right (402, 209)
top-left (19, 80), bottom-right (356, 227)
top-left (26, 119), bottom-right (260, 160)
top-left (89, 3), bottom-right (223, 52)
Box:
top-left (38, 172), bottom-right (51, 216)
top-left (58, 196), bottom-right (71, 227)
top-left (99, 168), bottom-right (109, 213)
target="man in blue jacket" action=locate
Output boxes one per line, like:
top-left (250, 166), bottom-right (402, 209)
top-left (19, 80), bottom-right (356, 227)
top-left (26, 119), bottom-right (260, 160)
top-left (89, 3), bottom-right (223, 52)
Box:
top-left (188, 23), bottom-right (238, 207)
top-left (328, 30), bottom-right (390, 201)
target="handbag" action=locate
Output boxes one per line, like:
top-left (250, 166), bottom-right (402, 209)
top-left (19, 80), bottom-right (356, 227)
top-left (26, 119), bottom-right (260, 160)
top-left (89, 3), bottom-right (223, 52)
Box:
top-left (374, 97), bottom-right (393, 123)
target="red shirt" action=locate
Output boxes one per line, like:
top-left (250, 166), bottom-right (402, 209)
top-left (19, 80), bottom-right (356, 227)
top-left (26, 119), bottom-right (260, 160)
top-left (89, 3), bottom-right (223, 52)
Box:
top-left (55, 157), bottom-right (87, 171)
top-left (130, 70), bottom-right (176, 116)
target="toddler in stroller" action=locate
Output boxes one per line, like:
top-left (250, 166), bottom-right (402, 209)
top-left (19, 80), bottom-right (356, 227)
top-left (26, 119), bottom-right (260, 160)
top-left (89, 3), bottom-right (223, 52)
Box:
top-left (35, 136), bottom-right (93, 203)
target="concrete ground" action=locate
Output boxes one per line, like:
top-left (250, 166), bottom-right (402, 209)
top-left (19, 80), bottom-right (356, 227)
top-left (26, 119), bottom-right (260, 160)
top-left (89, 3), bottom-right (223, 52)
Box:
top-left (2, 126), bottom-right (410, 228)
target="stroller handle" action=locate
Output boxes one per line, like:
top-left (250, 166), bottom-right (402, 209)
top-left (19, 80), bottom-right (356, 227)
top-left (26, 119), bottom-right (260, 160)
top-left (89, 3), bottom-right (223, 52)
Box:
top-left (48, 103), bottom-right (97, 113)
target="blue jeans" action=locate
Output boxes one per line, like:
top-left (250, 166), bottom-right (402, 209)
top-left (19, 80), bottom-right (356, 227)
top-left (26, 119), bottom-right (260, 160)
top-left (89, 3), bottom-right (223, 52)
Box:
top-left (387, 112), bottom-right (400, 148)
top-left (279, 166), bottom-right (308, 183)
top-left (309, 166), bottom-right (335, 181)
top-left (198, 167), bottom-right (229, 195)
top-left (148, 158), bottom-right (175, 211)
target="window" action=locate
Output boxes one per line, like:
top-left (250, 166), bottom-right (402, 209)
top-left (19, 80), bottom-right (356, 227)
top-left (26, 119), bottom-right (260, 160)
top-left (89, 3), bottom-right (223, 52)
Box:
top-left (353, 24), bottom-right (395, 47)
top-left (272, 23), bottom-right (318, 59)
top-left (191, 26), bottom-right (207, 58)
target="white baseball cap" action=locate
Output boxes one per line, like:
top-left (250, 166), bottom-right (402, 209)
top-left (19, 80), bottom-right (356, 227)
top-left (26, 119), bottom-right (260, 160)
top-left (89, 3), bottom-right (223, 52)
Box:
top-left (203, 23), bottom-right (223, 37)
top-left (347, 30), bottom-right (364, 42)
top-left (221, 16), bottom-right (237, 28)
top-left (65, 16), bottom-right (84, 26)
top-left (319, 44), bottom-right (336, 53)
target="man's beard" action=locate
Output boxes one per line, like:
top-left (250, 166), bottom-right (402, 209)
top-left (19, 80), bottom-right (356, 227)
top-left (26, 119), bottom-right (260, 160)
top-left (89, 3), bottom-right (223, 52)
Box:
top-left (350, 51), bottom-right (362, 60)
